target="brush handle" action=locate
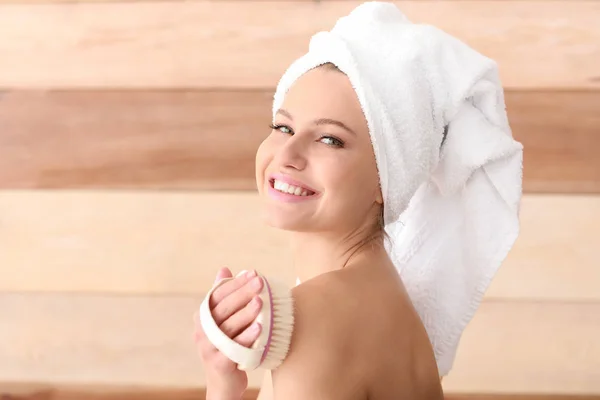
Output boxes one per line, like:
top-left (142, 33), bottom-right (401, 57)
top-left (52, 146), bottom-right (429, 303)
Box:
top-left (199, 276), bottom-right (265, 371)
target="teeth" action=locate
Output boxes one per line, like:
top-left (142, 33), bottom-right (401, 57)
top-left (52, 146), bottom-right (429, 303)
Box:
top-left (273, 179), bottom-right (310, 197)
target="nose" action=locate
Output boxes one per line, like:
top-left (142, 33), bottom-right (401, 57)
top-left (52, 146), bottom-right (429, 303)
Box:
top-left (275, 134), bottom-right (308, 171)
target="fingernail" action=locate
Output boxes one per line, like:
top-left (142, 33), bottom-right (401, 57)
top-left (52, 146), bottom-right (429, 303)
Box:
top-left (251, 322), bottom-right (260, 332)
top-left (252, 277), bottom-right (262, 289)
top-left (247, 270), bottom-right (257, 278)
top-left (252, 296), bottom-right (261, 307)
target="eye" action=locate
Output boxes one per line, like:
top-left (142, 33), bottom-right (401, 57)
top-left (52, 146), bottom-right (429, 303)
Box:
top-left (269, 124), bottom-right (293, 135)
top-left (320, 136), bottom-right (345, 148)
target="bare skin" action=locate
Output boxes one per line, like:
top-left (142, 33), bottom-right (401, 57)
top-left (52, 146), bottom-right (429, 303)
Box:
top-left (194, 64), bottom-right (444, 399)
top-left (258, 246), bottom-right (443, 400)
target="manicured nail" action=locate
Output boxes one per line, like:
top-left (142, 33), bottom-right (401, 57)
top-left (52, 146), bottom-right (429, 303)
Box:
top-left (252, 277), bottom-right (262, 289)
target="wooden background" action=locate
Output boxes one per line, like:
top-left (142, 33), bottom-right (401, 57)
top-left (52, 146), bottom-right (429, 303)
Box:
top-left (0, 1), bottom-right (599, 399)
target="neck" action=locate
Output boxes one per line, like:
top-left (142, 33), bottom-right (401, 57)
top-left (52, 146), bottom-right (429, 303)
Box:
top-left (289, 226), bottom-right (385, 283)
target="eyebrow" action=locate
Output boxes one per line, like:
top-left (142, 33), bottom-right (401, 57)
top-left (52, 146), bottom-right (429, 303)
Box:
top-left (276, 108), bottom-right (356, 136)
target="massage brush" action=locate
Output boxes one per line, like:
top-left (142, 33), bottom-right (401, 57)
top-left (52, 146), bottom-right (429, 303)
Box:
top-left (199, 271), bottom-right (295, 371)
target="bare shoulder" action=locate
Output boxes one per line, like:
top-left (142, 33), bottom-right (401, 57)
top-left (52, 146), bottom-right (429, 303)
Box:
top-left (270, 271), bottom-right (367, 400)
top-left (270, 266), bottom-right (443, 399)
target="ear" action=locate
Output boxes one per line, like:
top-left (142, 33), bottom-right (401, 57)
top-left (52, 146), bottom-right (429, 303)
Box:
top-left (375, 188), bottom-right (383, 205)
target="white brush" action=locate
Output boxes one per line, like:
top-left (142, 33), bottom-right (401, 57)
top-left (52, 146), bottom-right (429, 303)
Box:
top-left (199, 271), bottom-right (295, 371)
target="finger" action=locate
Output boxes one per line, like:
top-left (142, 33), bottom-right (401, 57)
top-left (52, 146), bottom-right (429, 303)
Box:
top-left (212, 277), bottom-right (264, 325)
top-left (191, 312), bottom-right (214, 356)
top-left (192, 323), bottom-right (218, 359)
top-left (210, 269), bottom-right (253, 307)
top-left (214, 267), bottom-right (233, 283)
top-left (210, 269), bottom-right (259, 307)
top-left (192, 310), bottom-right (205, 332)
top-left (210, 352), bottom-right (238, 374)
top-left (192, 312), bottom-right (205, 341)
top-left (192, 310), bottom-right (201, 326)
top-left (198, 337), bottom-right (218, 360)
top-left (233, 321), bottom-right (263, 348)
top-left (193, 328), bottom-right (205, 345)
top-left (219, 296), bottom-right (263, 338)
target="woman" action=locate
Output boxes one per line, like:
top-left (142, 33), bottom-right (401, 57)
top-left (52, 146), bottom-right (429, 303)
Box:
top-left (197, 62), bottom-right (444, 399)
top-left (193, 3), bottom-right (523, 399)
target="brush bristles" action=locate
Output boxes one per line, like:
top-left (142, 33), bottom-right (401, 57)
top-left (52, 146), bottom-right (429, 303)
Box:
top-left (261, 279), bottom-right (295, 370)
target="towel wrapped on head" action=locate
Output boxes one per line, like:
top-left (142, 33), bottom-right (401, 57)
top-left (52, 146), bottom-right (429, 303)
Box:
top-left (272, 1), bottom-right (524, 376)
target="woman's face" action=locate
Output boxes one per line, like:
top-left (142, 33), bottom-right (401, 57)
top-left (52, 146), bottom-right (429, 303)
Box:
top-left (255, 66), bottom-right (382, 234)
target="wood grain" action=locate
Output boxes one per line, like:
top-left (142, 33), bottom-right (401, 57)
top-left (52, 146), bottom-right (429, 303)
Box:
top-left (1, 90), bottom-right (598, 192)
top-left (507, 91), bottom-right (600, 194)
top-left (0, 191), bottom-right (598, 301)
top-left (0, 1), bottom-right (598, 89)
top-left (0, 385), bottom-right (210, 400)
top-left (0, 191), bottom-right (295, 295)
top-left (1, 294), bottom-right (599, 395)
top-left (446, 397), bottom-right (600, 400)
top-left (0, 293), bottom-right (265, 392)
top-left (442, 301), bottom-right (600, 394)
top-left (447, 397), bottom-right (600, 400)
top-left (1, 387), bottom-right (599, 400)
top-left (0, 90), bottom-right (270, 190)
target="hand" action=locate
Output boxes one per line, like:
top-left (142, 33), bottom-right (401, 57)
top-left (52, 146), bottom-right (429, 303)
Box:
top-left (193, 267), bottom-right (265, 399)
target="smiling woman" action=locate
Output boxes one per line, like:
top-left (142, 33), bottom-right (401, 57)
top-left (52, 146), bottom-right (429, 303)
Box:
top-left (193, 2), bottom-right (524, 399)
top-left (256, 64), bottom-right (383, 244)
top-left (1, 0), bottom-right (599, 399)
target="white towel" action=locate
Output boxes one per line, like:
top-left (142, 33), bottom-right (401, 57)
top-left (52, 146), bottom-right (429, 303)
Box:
top-left (272, 2), bottom-right (524, 377)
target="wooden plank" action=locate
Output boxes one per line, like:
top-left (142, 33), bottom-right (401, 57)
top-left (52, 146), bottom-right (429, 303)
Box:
top-left (2, 390), bottom-right (600, 400)
top-left (0, 90), bottom-right (271, 190)
top-left (447, 397), bottom-right (600, 400)
top-left (1, 90), bottom-right (598, 193)
top-left (507, 91), bottom-right (600, 194)
top-left (442, 301), bottom-right (600, 394)
top-left (0, 192), bottom-right (598, 301)
top-left (1, 294), bottom-right (599, 395)
top-left (0, 191), bottom-right (296, 295)
top-left (0, 1), bottom-right (598, 89)
top-left (0, 292), bottom-right (266, 392)
top-left (486, 195), bottom-right (600, 301)
top-left (0, 385), bottom-right (208, 400)
top-left (448, 397), bottom-right (600, 400)
top-left (1, 387), bottom-right (599, 400)
top-left (0, 0), bottom-right (581, 3)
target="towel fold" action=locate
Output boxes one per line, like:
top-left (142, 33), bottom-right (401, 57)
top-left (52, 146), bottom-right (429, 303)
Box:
top-left (273, 1), bottom-right (523, 376)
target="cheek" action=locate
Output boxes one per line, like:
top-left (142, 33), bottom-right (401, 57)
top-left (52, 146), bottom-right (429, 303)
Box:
top-left (255, 137), bottom-right (275, 189)
top-left (322, 159), bottom-right (366, 203)
top-left (332, 158), bottom-right (379, 206)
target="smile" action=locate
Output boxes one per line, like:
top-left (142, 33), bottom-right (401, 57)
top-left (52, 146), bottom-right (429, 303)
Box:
top-left (270, 179), bottom-right (315, 197)
top-left (267, 176), bottom-right (318, 203)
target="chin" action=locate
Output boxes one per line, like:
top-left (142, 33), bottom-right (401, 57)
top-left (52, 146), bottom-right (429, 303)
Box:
top-left (262, 213), bottom-right (306, 232)
top-left (260, 207), bottom-right (314, 232)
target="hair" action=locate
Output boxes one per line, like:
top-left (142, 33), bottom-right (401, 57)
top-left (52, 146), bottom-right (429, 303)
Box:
top-left (353, 205), bottom-right (389, 255)
top-left (321, 62), bottom-right (341, 72)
